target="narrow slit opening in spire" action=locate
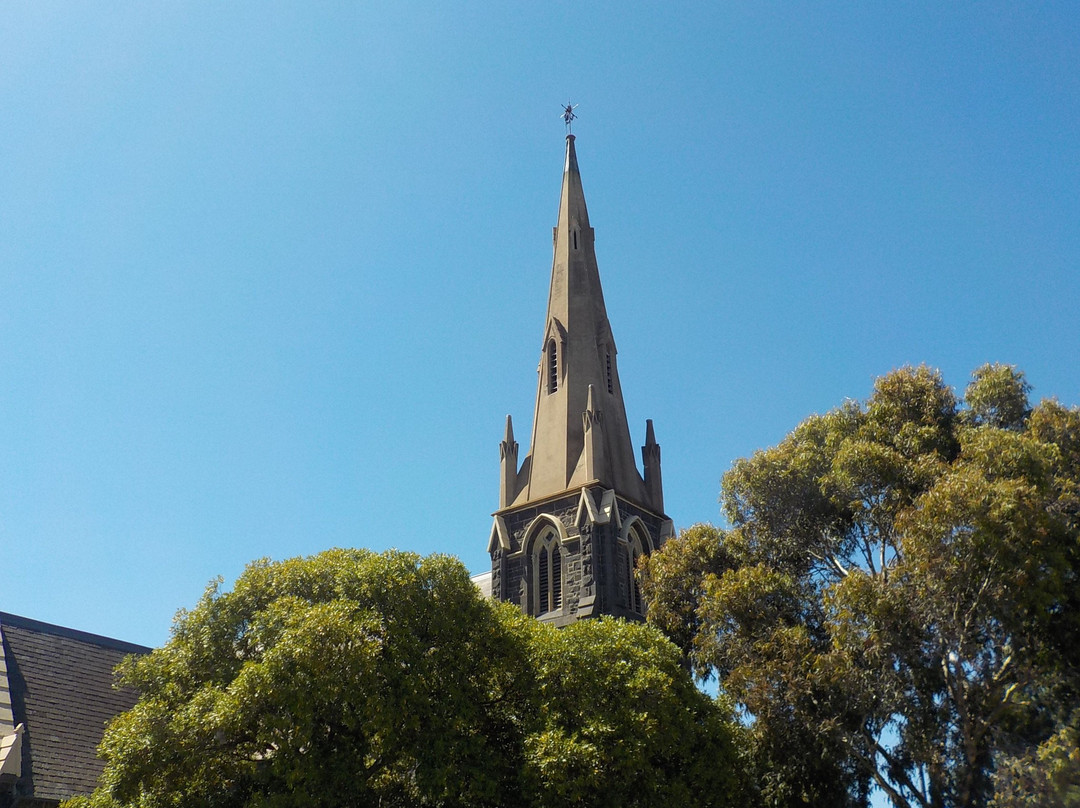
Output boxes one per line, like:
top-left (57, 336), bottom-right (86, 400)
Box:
top-left (547, 339), bottom-right (558, 394)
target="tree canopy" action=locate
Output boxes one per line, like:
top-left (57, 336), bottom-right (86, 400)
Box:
top-left (67, 548), bottom-right (744, 808)
top-left (641, 364), bottom-right (1080, 808)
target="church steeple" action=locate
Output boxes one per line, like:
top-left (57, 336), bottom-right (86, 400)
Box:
top-left (487, 134), bottom-right (672, 624)
top-left (515, 134), bottom-right (655, 509)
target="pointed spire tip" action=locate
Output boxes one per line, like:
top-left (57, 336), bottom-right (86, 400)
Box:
top-left (564, 133), bottom-right (579, 175)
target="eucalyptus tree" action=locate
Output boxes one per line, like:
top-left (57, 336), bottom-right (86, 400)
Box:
top-left (642, 365), bottom-right (1080, 808)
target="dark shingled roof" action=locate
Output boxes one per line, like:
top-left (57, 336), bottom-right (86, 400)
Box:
top-left (0, 613), bottom-right (149, 805)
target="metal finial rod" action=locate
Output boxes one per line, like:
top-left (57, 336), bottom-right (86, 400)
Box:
top-left (562, 100), bottom-right (578, 133)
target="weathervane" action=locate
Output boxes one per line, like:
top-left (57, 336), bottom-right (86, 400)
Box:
top-left (561, 100), bottom-right (578, 133)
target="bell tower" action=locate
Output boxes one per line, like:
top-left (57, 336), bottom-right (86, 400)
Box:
top-left (487, 135), bottom-right (673, 624)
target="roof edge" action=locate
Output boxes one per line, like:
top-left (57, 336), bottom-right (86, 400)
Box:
top-left (0, 612), bottom-right (152, 655)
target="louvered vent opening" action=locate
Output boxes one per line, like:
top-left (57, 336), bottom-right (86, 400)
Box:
top-left (547, 340), bottom-right (558, 394)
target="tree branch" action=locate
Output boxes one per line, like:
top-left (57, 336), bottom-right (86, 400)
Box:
top-left (846, 733), bottom-right (932, 808)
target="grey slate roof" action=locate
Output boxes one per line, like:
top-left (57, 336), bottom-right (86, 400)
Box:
top-left (0, 613), bottom-right (149, 805)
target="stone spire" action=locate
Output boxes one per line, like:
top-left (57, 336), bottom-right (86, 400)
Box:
top-left (505, 134), bottom-right (658, 512)
top-left (498, 415), bottom-right (519, 509)
top-left (486, 134), bottom-right (672, 623)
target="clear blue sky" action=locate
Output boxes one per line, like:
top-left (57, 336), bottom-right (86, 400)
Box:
top-left (2, 2), bottom-right (1078, 648)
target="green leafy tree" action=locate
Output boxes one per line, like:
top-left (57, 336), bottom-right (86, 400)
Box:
top-left (641, 365), bottom-right (1080, 808)
top-left (67, 549), bottom-right (746, 808)
top-left (990, 710), bottom-right (1080, 807)
top-left (523, 616), bottom-right (746, 808)
top-left (69, 549), bottom-right (531, 808)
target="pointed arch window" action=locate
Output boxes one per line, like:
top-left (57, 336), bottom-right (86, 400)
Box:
top-left (547, 339), bottom-right (558, 394)
top-left (531, 527), bottom-right (563, 616)
top-left (626, 528), bottom-right (647, 615)
top-left (572, 229), bottom-right (579, 251)
top-left (605, 351), bottom-right (613, 395)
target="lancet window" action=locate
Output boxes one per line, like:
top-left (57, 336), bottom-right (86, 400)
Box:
top-left (532, 527), bottom-right (563, 616)
top-left (626, 527), bottom-right (647, 615)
